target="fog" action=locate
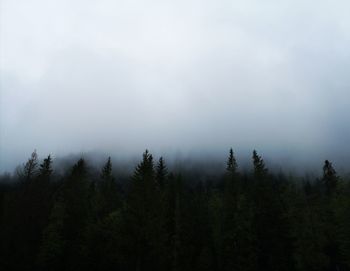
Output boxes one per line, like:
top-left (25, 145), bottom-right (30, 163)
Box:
top-left (1, 0), bottom-right (349, 173)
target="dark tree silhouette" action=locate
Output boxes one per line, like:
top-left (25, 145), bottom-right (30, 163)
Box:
top-left (0, 150), bottom-right (349, 271)
top-left (38, 155), bottom-right (53, 179)
top-left (156, 156), bottom-right (168, 189)
top-left (226, 148), bottom-right (238, 174)
top-left (252, 150), bottom-right (268, 179)
top-left (323, 160), bottom-right (338, 194)
top-left (19, 150), bottom-right (38, 181)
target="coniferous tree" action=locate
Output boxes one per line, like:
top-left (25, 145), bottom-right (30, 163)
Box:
top-left (323, 160), bottom-right (338, 194)
top-left (51, 158), bottom-right (90, 270)
top-left (18, 150), bottom-right (38, 181)
top-left (222, 149), bottom-right (256, 271)
top-left (156, 157), bottom-right (168, 189)
top-left (101, 157), bottom-right (112, 180)
top-left (252, 150), bottom-right (268, 179)
top-left (38, 155), bottom-right (53, 179)
top-left (123, 150), bottom-right (166, 271)
top-left (96, 157), bottom-right (120, 219)
top-left (226, 148), bottom-right (237, 175)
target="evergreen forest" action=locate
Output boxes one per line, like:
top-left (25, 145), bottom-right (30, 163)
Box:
top-left (0, 149), bottom-right (349, 271)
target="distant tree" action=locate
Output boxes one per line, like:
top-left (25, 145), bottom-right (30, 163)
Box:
top-left (58, 158), bottom-right (90, 269)
top-left (226, 148), bottom-right (238, 175)
top-left (18, 150), bottom-right (38, 181)
top-left (123, 150), bottom-right (166, 271)
top-left (134, 149), bottom-right (154, 181)
top-left (252, 150), bottom-right (268, 179)
top-left (101, 157), bottom-right (112, 180)
top-left (323, 160), bottom-right (338, 194)
top-left (38, 155), bottom-right (53, 180)
top-left (156, 157), bottom-right (168, 189)
top-left (96, 157), bottom-right (120, 218)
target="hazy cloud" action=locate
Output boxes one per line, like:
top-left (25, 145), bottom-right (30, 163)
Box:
top-left (1, 0), bottom-right (350, 172)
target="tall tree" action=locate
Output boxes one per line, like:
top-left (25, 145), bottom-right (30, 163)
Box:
top-left (101, 157), bottom-right (112, 180)
top-left (323, 160), bottom-right (338, 194)
top-left (53, 158), bottom-right (90, 270)
top-left (226, 148), bottom-right (238, 175)
top-left (156, 157), bottom-right (168, 189)
top-left (252, 150), bottom-right (268, 179)
top-left (19, 150), bottom-right (38, 181)
top-left (38, 155), bottom-right (53, 179)
top-left (123, 150), bottom-right (166, 271)
top-left (96, 157), bottom-right (120, 219)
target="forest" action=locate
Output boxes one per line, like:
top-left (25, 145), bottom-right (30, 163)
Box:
top-left (0, 149), bottom-right (349, 271)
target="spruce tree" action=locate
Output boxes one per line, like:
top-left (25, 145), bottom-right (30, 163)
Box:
top-left (101, 157), bottom-right (112, 180)
top-left (39, 155), bottom-right (53, 179)
top-left (156, 157), bottom-right (168, 189)
top-left (226, 148), bottom-right (237, 175)
top-left (124, 150), bottom-right (166, 271)
top-left (323, 160), bottom-right (338, 194)
top-left (60, 158), bottom-right (90, 269)
top-left (252, 150), bottom-right (268, 179)
top-left (96, 157), bottom-right (119, 218)
top-left (19, 150), bottom-right (38, 181)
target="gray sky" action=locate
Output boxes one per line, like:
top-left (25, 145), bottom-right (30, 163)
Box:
top-left (1, 0), bottom-right (350, 172)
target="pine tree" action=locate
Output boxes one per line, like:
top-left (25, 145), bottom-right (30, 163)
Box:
top-left (134, 149), bottom-right (154, 181)
top-left (96, 157), bottom-right (119, 218)
top-left (156, 157), bottom-right (168, 189)
top-left (323, 160), bottom-right (338, 194)
top-left (19, 150), bottom-right (38, 181)
top-left (39, 155), bottom-right (53, 179)
top-left (124, 150), bottom-right (166, 271)
top-left (101, 157), bottom-right (112, 180)
top-left (226, 148), bottom-right (237, 175)
top-left (59, 158), bottom-right (90, 270)
top-left (252, 150), bottom-right (268, 179)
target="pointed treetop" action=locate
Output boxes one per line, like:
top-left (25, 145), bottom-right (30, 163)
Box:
top-left (39, 155), bottom-right (53, 179)
top-left (22, 150), bottom-right (38, 181)
top-left (134, 149), bottom-right (154, 180)
top-left (101, 157), bottom-right (113, 180)
top-left (156, 156), bottom-right (168, 188)
top-left (226, 148), bottom-right (238, 174)
top-left (323, 160), bottom-right (338, 193)
top-left (71, 158), bottom-right (87, 177)
top-left (252, 150), bottom-right (268, 179)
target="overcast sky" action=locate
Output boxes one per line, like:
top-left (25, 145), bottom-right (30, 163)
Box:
top-left (1, 0), bottom-right (349, 172)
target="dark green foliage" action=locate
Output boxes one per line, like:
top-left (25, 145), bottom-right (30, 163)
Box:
top-left (123, 150), bottom-right (166, 271)
top-left (0, 150), bottom-right (350, 271)
top-left (18, 150), bottom-right (38, 181)
top-left (96, 157), bottom-right (120, 218)
top-left (156, 156), bottom-right (168, 189)
top-left (226, 148), bottom-right (238, 175)
top-left (323, 160), bottom-right (338, 194)
top-left (39, 155), bottom-right (53, 179)
top-left (252, 150), bottom-right (268, 179)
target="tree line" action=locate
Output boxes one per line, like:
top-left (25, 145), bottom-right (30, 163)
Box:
top-left (0, 149), bottom-right (349, 271)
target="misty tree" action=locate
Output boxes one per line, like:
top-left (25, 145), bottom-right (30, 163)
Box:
top-left (38, 155), bottom-right (53, 179)
top-left (323, 160), bottom-right (338, 194)
top-left (226, 148), bottom-right (238, 175)
top-left (252, 150), bottom-right (268, 179)
top-left (123, 150), bottom-right (166, 271)
top-left (55, 158), bottom-right (91, 270)
top-left (101, 157), bottom-right (112, 180)
top-left (96, 157), bottom-right (120, 219)
top-left (18, 150), bottom-right (38, 181)
top-left (156, 156), bottom-right (168, 189)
